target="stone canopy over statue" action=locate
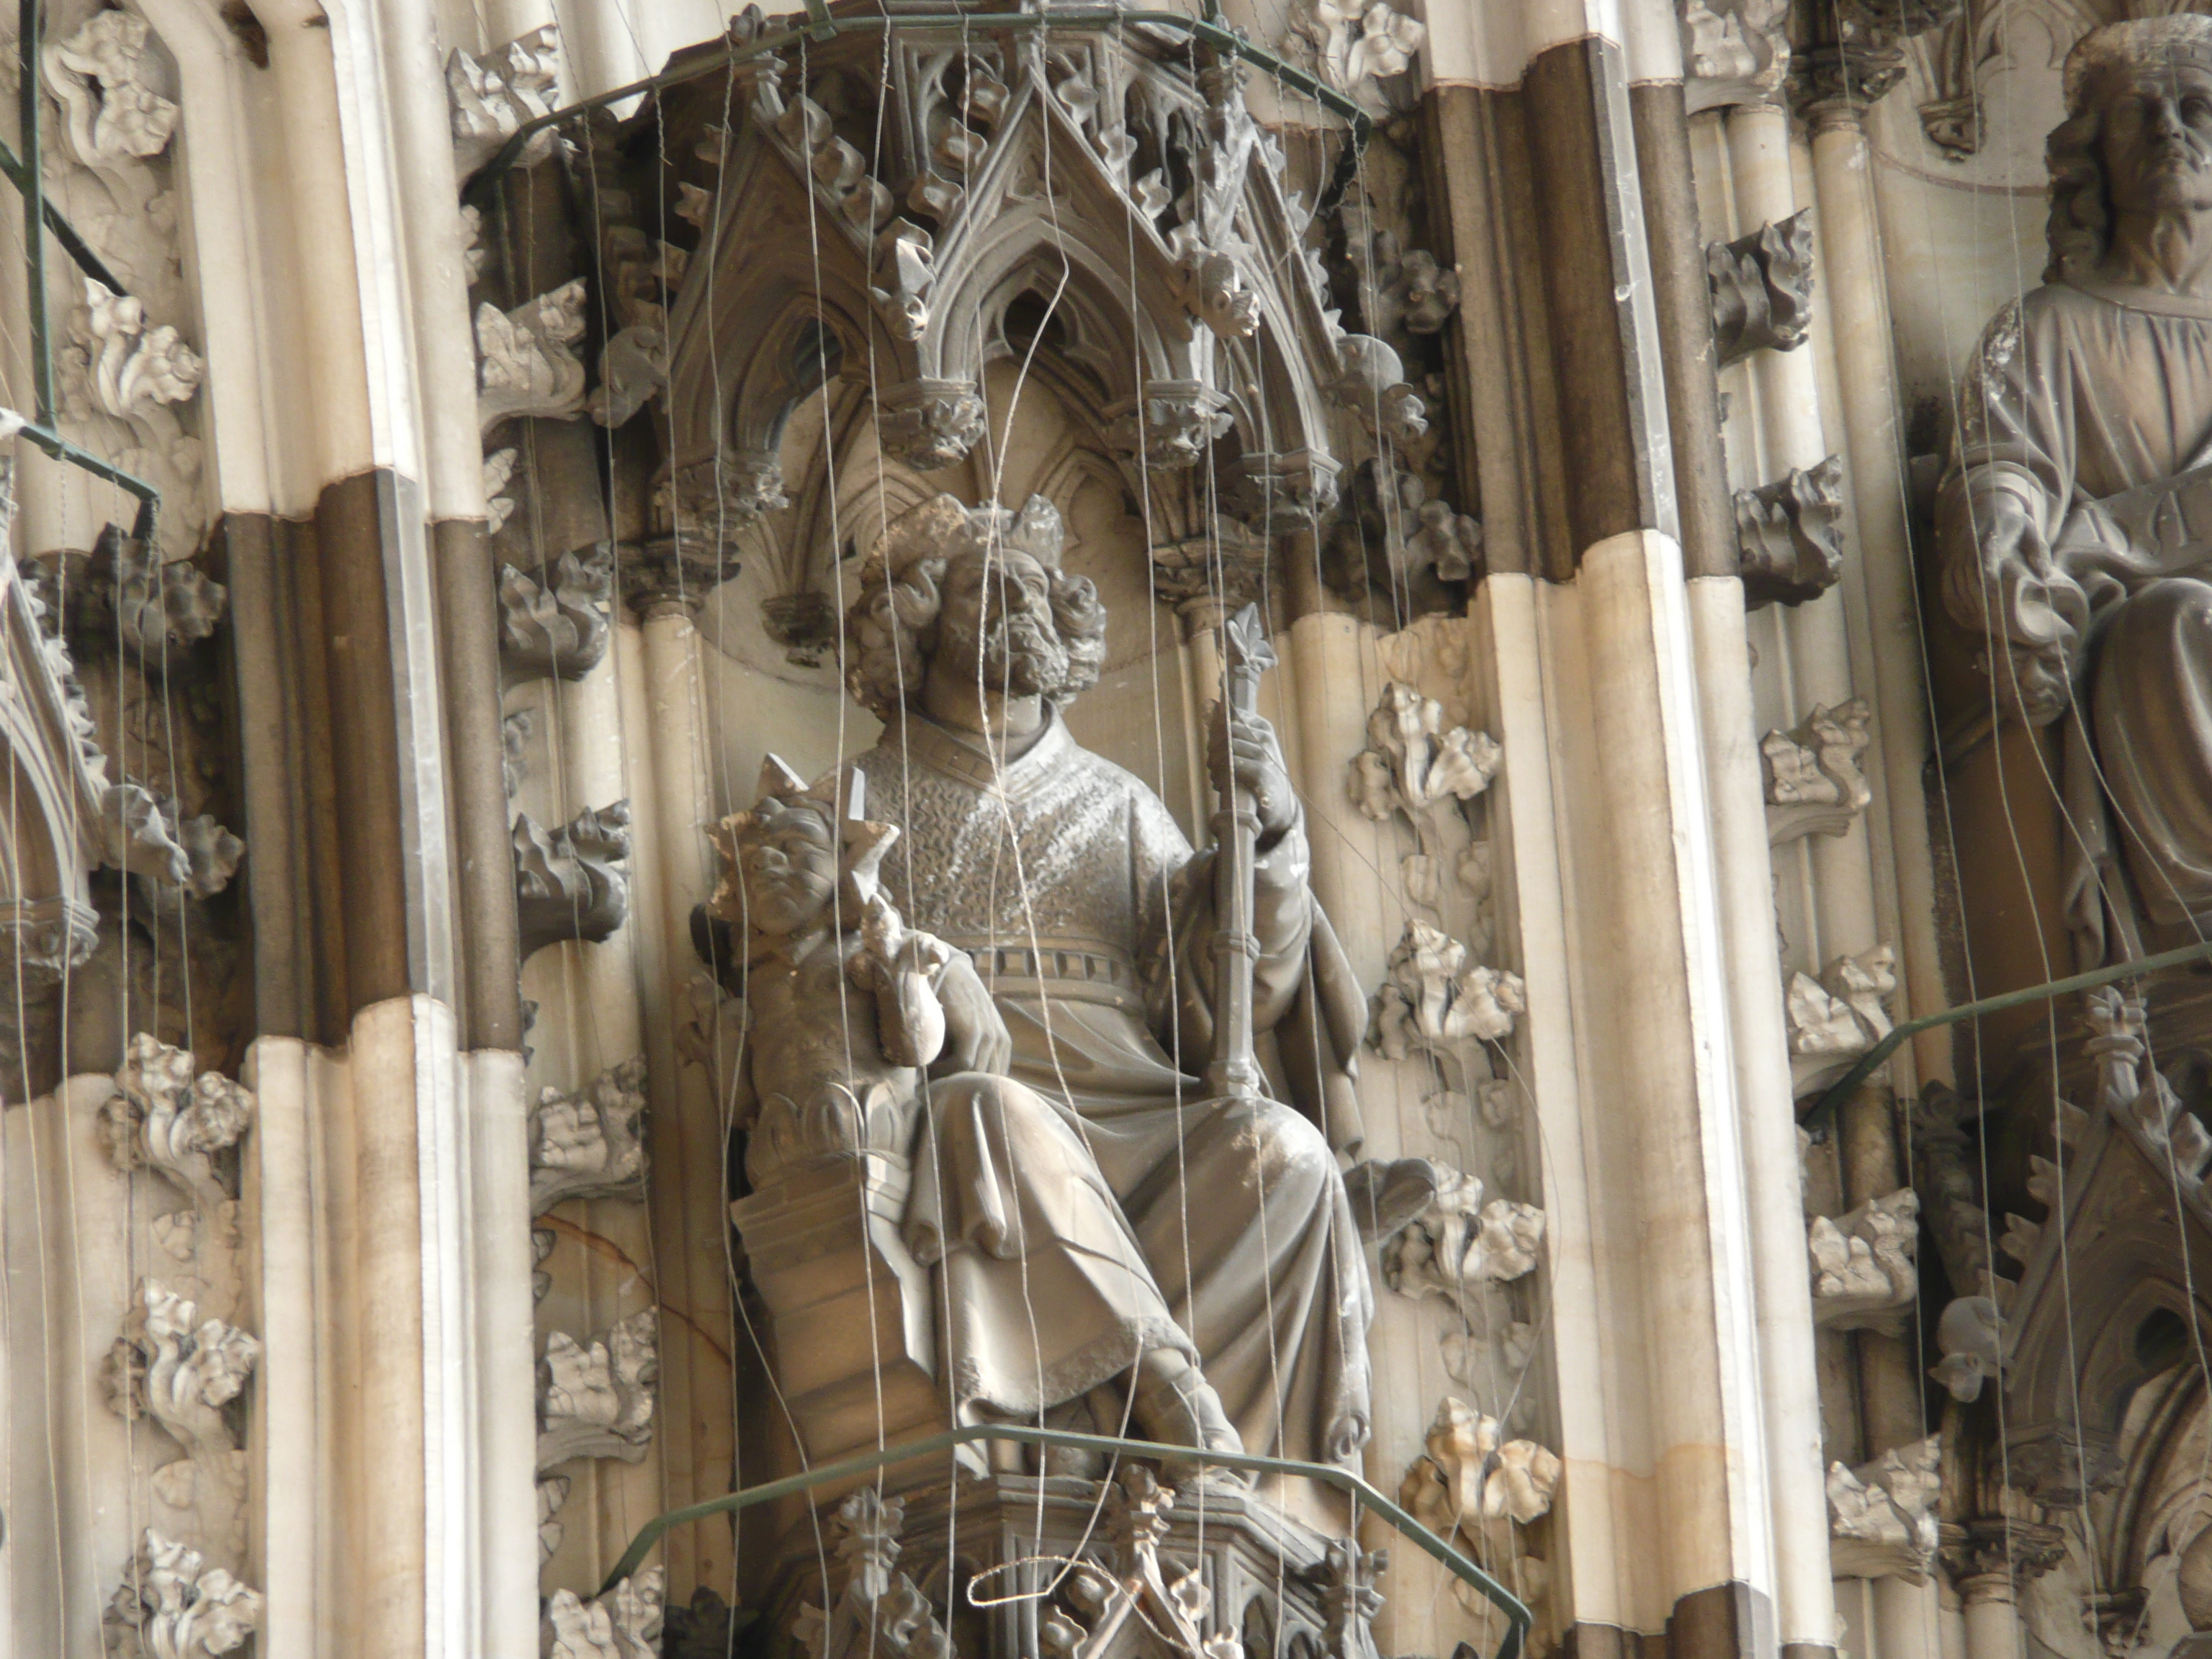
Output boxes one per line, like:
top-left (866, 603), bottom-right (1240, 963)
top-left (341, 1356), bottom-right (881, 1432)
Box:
top-left (1942, 16), bottom-right (2212, 966)
top-left (709, 493), bottom-right (1375, 1480)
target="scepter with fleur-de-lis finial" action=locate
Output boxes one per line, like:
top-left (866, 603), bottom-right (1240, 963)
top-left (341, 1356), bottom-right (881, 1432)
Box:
top-left (1205, 602), bottom-right (1277, 1100)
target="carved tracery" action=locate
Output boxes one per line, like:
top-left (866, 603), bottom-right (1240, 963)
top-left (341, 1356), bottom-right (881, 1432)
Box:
top-left (663, 30), bottom-right (1432, 589)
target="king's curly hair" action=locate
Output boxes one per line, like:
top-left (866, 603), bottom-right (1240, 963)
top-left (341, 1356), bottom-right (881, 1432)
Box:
top-left (842, 549), bottom-right (1110, 721)
top-left (2044, 99), bottom-right (2111, 283)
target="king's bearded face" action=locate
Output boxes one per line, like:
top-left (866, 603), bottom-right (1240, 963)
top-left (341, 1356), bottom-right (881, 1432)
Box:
top-left (931, 549), bottom-right (1071, 698)
top-left (2095, 59), bottom-right (2212, 216)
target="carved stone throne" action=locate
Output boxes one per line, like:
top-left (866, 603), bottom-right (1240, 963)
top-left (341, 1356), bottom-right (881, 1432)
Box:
top-left (730, 1142), bottom-right (948, 1468)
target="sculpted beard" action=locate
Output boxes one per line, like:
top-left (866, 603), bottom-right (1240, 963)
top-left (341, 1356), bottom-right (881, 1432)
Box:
top-left (938, 591), bottom-right (1069, 698)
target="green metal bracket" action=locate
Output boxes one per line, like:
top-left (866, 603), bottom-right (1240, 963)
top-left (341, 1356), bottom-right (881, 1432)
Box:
top-left (1800, 938), bottom-right (2212, 1128)
top-left (461, 6), bottom-right (1372, 217)
top-left (596, 1423), bottom-right (1534, 1659)
top-left (10, 0), bottom-right (161, 542)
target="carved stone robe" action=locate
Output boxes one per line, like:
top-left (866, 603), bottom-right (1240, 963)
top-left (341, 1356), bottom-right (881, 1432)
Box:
top-left (840, 709), bottom-right (1374, 1465)
top-left (1943, 277), bottom-right (2212, 961)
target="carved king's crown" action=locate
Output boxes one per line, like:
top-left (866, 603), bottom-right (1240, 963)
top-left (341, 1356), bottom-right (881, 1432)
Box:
top-left (2064, 17), bottom-right (2212, 116)
top-left (709, 755), bottom-right (899, 923)
top-left (878, 493), bottom-right (1064, 578)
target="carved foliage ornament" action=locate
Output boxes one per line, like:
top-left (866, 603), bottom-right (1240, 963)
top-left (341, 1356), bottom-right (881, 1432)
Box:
top-left (102, 1529), bottom-right (263, 1659)
top-left (1785, 943), bottom-right (1897, 1096)
top-left (1377, 1161), bottom-right (1546, 1303)
top-left (1737, 454), bottom-right (1846, 608)
top-left (96, 1032), bottom-right (257, 1540)
top-left (1350, 680), bottom-right (1500, 908)
top-left (59, 279), bottom-right (206, 563)
top-left (66, 523), bottom-right (228, 658)
top-left (1809, 1187), bottom-right (1920, 1334)
top-left (1709, 212), bottom-right (1815, 368)
top-left (1827, 1435), bottom-right (1942, 1583)
top-left (513, 800), bottom-right (632, 961)
top-left (100, 1033), bottom-right (253, 1214)
top-left (448, 24), bottom-right (562, 178)
top-left (1370, 919), bottom-right (1525, 1076)
top-left (538, 1307), bottom-right (658, 1470)
top-left (45, 12), bottom-right (179, 171)
top-left (1290, 0), bottom-right (1428, 96)
top-left (477, 279), bottom-right (588, 433)
top-left (529, 1056), bottom-right (649, 1213)
top-left (498, 542), bottom-right (613, 683)
top-left (590, 225), bottom-right (688, 429)
top-left (545, 1568), bottom-right (666, 1659)
top-left (1678, 0), bottom-right (1790, 115)
top-left (1400, 1395), bottom-right (1561, 1537)
top-left (1763, 698), bottom-right (1872, 845)
top-left (1149, 517), bottom-right (1273, 621)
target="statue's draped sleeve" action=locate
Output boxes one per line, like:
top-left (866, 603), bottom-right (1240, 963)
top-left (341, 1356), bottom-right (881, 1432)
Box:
top-left (1943, 297), bottom-right (2071, 548)
top-left (1936, 288), bottom-right (2106, 704)
top-left (1135, 796), bottom-right (1369, 1155)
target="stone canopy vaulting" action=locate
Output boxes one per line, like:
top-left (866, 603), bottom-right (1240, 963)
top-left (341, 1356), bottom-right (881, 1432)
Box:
top-left (24, 3), bottom-right (2212, 1659)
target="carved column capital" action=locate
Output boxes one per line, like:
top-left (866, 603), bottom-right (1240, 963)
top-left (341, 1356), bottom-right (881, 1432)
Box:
top-left (1150, 519), bottom-right (1274, 639)
top-left (1787, 1), bottom-right (1964, 128)
top-left (1786, 42), bottom-right (1906, 128)
top-left (619, 535), bottom-right (732, 620)
top-left (1937, 1519), bottom-right (2069, 1599)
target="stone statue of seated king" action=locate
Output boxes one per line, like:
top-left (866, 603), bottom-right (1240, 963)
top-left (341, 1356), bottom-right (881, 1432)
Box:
top-left (1942, 16), bottom-right (2212, 966)
top-left (708, 493), bottom-right (1375, 1488)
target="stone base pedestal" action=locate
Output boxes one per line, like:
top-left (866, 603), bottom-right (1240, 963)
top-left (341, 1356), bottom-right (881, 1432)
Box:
top-left (754, 1469), bottom-right (1359, 1659)
top-left (731, 1151), bottom-right (949, 1474)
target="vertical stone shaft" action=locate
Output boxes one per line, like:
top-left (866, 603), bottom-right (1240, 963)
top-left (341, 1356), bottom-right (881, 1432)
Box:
top-left (1420, 12), bottom-right (1779, 1648)
top-left (1807, 107), bottom-right (1950, 1087)
top-left (1636, 68), bottom-right (1840, 1659)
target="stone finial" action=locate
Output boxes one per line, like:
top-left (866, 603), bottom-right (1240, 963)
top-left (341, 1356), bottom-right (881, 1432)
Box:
top-left (794, 1491), bottom-right (956, 1659)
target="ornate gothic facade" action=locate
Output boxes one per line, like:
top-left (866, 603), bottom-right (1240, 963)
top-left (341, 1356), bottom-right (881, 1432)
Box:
top-left (4, 4), bottom-right (2206, 1659)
